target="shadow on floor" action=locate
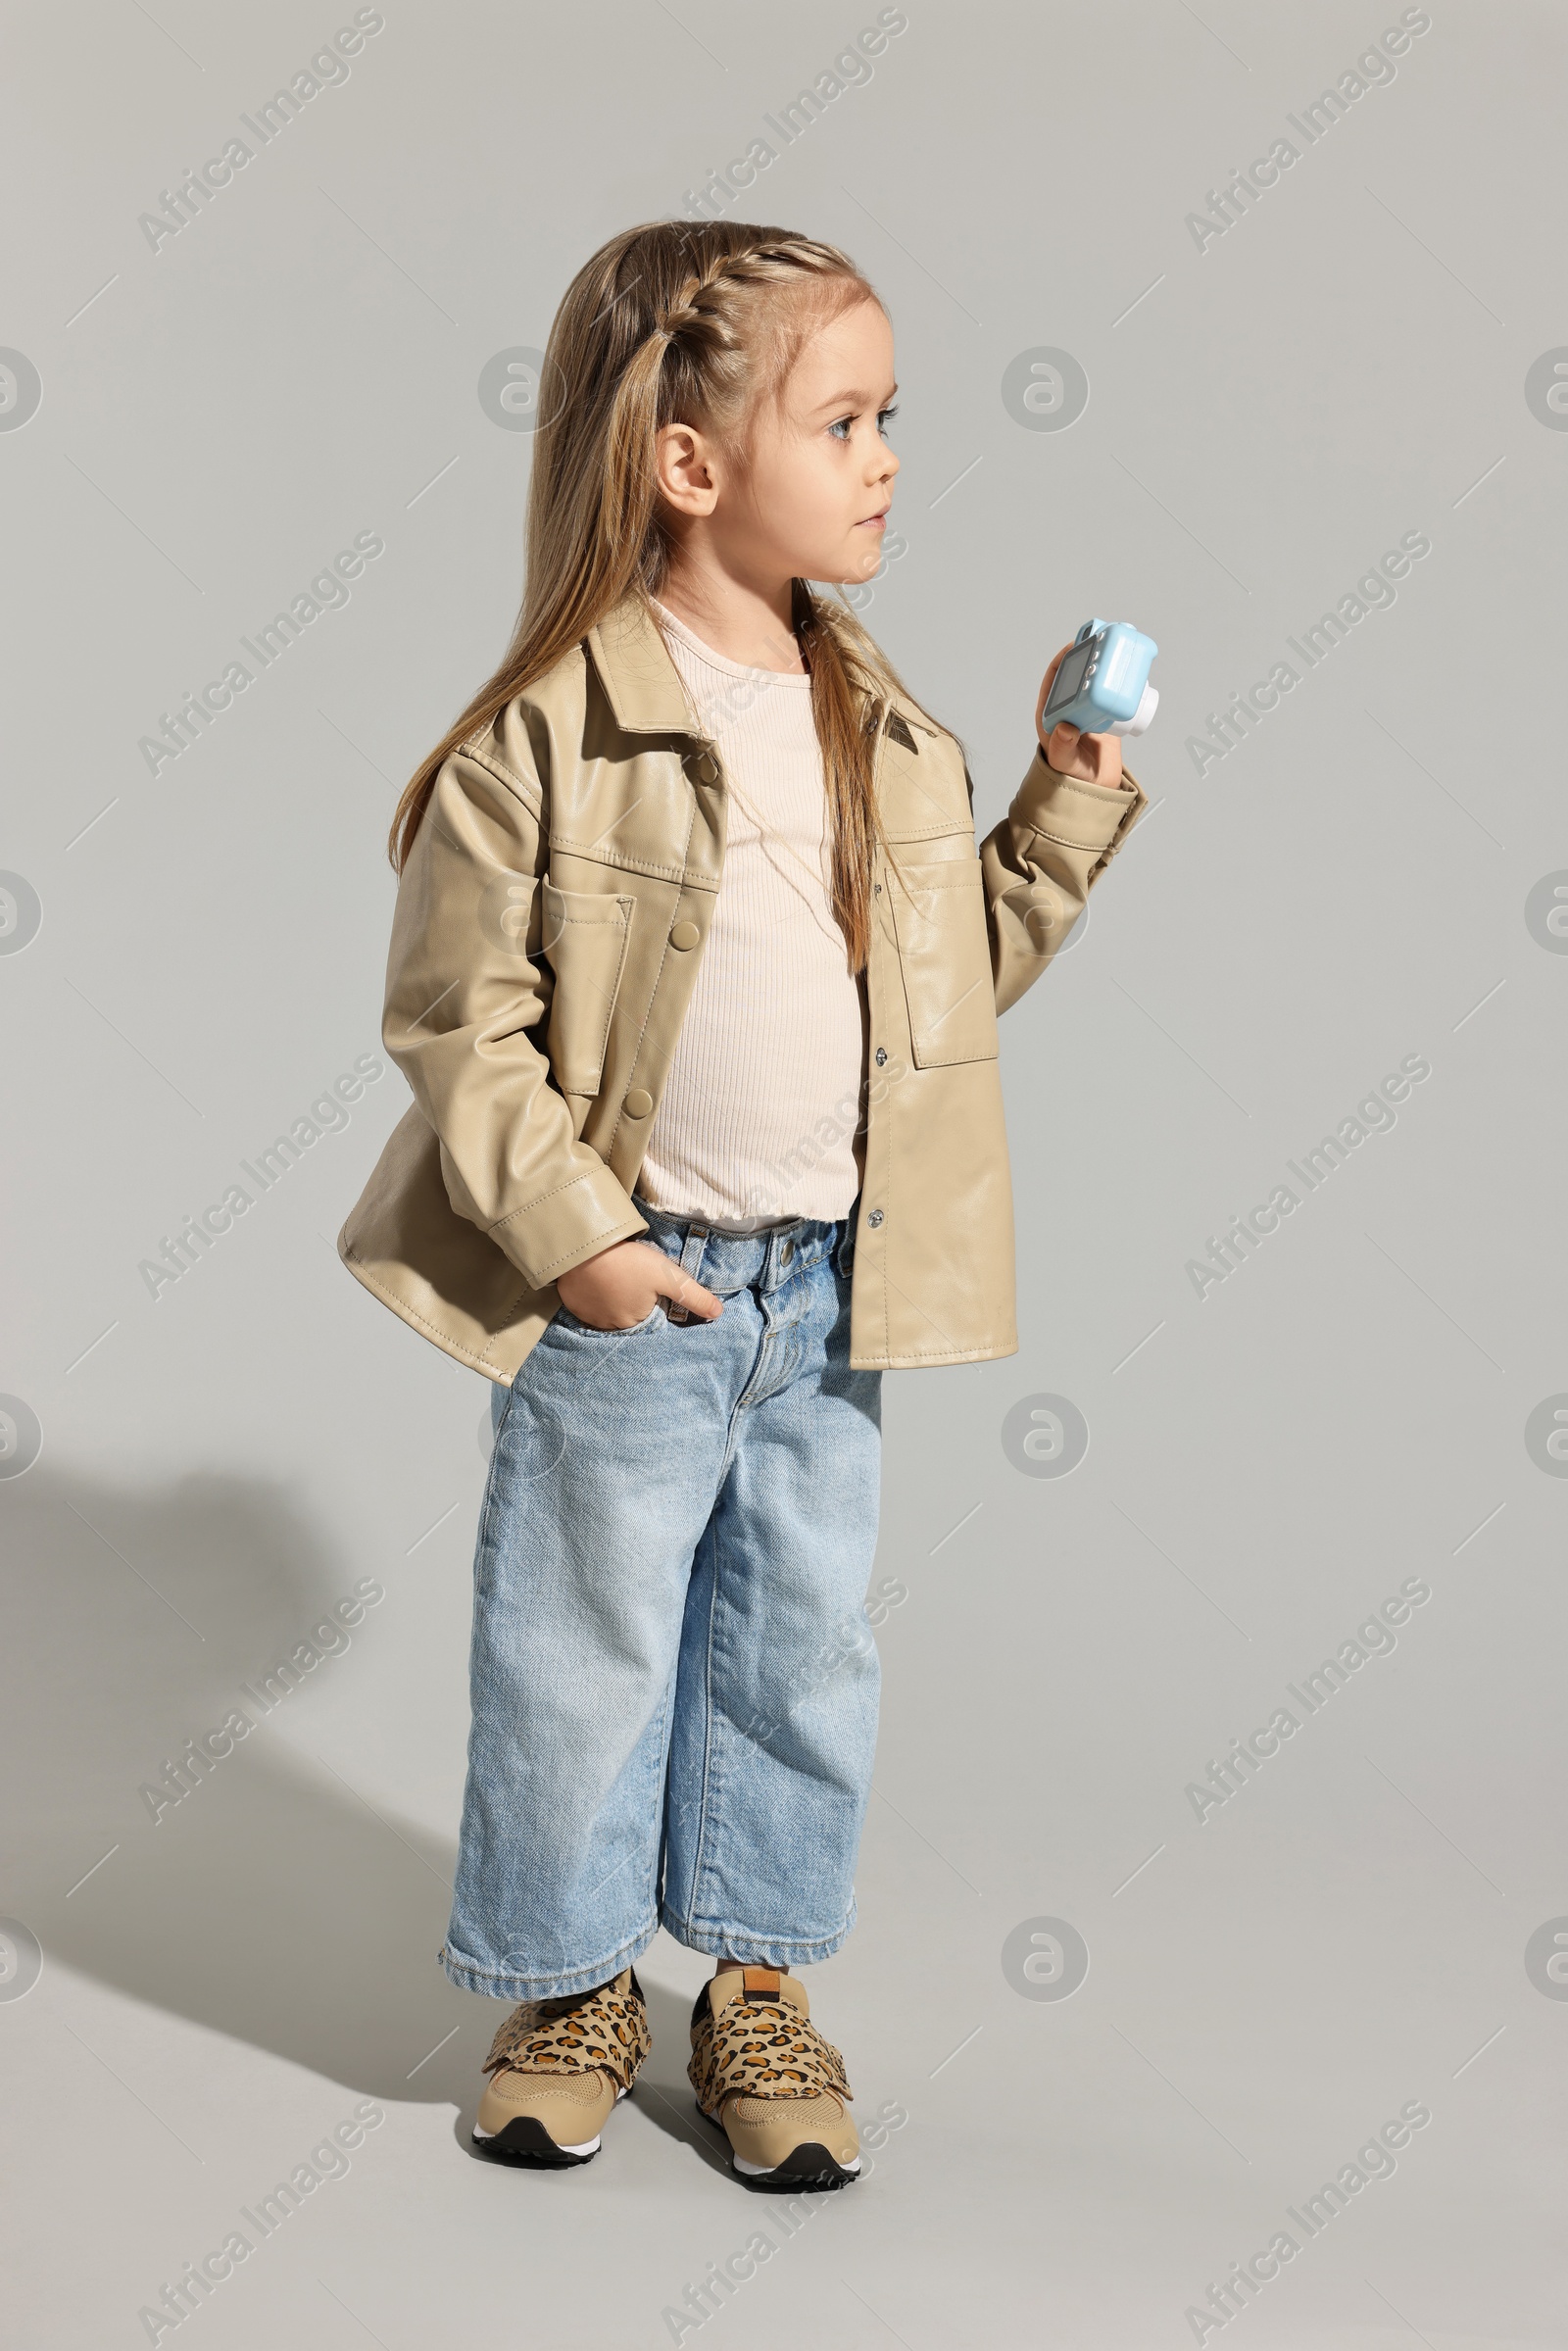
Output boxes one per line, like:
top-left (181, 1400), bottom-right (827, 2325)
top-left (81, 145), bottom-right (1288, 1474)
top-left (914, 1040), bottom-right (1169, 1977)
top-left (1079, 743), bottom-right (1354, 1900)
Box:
top-left (4, 1461), bottom-right (479, 2106)
top-left (4, 1463), bottom-right (758, 2141)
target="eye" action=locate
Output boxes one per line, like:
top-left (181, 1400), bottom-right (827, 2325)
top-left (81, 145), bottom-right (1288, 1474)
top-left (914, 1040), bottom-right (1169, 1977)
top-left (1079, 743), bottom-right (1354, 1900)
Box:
top-left (828, 405), bottom-right (899, 443)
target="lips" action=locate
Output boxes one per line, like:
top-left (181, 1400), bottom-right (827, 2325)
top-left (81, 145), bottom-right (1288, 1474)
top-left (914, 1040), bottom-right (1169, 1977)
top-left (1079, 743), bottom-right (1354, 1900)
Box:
top-left (857, 509), bottom-right (890, 527)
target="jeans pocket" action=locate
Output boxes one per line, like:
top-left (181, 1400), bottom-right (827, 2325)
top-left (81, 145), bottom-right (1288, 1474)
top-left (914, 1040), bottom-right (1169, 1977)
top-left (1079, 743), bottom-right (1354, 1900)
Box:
top-left (553, 1298), bottom-right (663, 1338)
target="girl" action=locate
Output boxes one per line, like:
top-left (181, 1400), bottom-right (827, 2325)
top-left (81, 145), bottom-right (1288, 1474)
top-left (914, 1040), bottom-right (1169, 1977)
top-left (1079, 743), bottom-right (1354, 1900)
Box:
top-left (339, 220), bottom-right (1146, 2192)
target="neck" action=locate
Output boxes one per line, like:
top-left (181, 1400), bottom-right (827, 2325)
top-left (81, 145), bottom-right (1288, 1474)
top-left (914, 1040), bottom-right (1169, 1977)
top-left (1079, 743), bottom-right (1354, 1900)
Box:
top-left (657, 549), bottom-right (807, 674)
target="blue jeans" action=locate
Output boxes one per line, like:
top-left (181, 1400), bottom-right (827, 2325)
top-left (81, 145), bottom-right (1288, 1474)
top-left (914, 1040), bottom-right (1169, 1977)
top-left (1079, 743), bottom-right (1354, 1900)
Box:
top-left (441, 1200), bottom-right (884, 2000)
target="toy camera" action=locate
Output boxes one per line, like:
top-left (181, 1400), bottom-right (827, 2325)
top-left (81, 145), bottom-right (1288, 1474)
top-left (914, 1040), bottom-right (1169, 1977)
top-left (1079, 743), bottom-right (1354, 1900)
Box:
top-left (1040, 618), bottom-right (1158, 738)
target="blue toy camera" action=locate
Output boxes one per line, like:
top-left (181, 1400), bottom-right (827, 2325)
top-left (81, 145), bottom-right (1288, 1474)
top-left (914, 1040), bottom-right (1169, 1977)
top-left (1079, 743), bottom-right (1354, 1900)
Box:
top-left (1040, 618), bottom-right (1158, 738)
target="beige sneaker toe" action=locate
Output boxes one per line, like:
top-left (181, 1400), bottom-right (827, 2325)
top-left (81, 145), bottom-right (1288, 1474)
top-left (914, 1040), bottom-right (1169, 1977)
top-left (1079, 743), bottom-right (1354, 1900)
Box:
top-left (721, 2088), bottom-right (860, 2182)
top-left (474, 2065), bottom-right (623, 2163)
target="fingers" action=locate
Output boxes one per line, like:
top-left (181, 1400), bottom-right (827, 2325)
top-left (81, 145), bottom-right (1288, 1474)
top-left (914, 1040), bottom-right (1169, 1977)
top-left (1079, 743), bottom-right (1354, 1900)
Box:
top-left (650, 1254), bottom-right (723, 1321)
top-left (1077, 728), bottom-right (1123, 789)
top-left (1041, 723), bottom-right (1124, 790)
top-left (558, 1238), bottom-right (725, 1331)
top-left (1042, 720), bottom-right (1084, 774)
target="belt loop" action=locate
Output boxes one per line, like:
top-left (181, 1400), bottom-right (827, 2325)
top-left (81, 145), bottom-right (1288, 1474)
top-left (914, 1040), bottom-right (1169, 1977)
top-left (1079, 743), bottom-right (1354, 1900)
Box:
top-left (664, 1221), bottom-right (710, 1325)
top-left (678, 1224), bottom-right (709, 1281)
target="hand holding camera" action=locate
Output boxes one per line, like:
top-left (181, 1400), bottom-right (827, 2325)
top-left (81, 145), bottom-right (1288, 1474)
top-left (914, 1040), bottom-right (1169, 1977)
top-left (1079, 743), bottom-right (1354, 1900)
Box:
top-left (1035, 618), bottom-right (1158, 789)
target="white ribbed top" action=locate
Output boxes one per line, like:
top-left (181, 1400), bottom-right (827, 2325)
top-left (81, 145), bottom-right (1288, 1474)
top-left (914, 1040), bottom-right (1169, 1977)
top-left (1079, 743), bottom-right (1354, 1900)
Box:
top-left (637, 603), bottom-right (866, 1231)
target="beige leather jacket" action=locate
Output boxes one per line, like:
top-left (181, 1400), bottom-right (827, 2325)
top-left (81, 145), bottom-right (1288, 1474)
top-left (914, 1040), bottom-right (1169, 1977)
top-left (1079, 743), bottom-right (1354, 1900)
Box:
top-left (338, 593), bottom-right (1147, 1382)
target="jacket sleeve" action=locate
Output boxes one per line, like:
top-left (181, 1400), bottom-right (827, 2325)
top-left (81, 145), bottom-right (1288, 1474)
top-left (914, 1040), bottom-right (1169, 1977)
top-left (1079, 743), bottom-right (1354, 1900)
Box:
top-left (380, 733), bottom-right (648, 1290)
top-left (979, 747), bottom-right (1149, 1016)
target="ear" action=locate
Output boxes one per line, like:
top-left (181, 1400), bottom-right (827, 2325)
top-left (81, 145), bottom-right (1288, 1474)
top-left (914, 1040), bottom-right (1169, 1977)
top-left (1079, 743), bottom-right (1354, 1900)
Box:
top-left (654, 420), bottom-right (721, 519)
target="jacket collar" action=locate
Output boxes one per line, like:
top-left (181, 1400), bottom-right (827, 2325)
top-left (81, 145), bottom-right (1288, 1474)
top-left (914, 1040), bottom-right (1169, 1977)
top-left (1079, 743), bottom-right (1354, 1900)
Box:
top-left (584, 586), bottom-right (940, 744)
top-left (586, 592), bottom-right (698, 738)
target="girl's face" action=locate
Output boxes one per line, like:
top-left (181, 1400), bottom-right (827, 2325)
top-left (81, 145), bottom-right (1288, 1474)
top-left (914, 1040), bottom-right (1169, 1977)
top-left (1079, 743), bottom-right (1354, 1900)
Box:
top-left (662, 298), bottom-right (900, 592)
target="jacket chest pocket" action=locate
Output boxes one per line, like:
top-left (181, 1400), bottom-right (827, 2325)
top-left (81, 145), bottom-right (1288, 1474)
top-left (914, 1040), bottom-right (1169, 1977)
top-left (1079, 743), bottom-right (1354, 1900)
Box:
top-left (540, 883), bottom-right (635, 1096)
top-left (886, 856), bottom-right (1000, 1068)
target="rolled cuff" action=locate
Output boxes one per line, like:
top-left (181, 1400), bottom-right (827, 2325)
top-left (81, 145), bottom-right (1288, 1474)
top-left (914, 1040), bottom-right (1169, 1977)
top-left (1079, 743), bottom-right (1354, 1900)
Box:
top-left (1013, 748), bottom-right (1149, 861)
top-left (488, 1160), bottom-right (648, 1289)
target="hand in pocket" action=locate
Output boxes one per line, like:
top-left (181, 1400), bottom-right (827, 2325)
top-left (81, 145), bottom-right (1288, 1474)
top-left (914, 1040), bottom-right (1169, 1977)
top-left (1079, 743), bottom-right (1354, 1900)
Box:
top-left (556, 1239), bottom-right (722, 1331)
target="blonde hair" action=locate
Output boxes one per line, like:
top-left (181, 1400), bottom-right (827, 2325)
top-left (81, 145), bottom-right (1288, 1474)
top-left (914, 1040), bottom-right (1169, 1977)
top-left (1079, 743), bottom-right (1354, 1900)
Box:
top-left (387, 218), bottom-right (929, 973)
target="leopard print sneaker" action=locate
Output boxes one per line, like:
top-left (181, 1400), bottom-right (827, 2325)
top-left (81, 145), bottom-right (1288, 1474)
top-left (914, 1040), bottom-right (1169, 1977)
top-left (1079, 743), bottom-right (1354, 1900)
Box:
top-left (472, 1966), bottom-right (651, 2167)
top-left (688, 1966), bottom-right (859, 2191)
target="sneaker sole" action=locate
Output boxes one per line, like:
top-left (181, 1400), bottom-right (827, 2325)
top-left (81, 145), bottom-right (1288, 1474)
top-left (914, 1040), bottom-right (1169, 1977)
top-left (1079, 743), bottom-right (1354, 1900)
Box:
top-left (733, 2143), bottom-right (861, 2193)
top-left (471, 2083), bottom-right (626, 2168)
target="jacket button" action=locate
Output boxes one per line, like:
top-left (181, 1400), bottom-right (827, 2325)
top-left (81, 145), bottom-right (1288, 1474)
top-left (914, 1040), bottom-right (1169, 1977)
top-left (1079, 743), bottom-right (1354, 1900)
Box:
top-left (690, 752), bottom-right (719, 784)
top-left (669, 920), bottom-right (701, 951)
top-left (866, 1207), bottom-right (884, 1228)
top-left (624, 1088), bottom-right (654, 1118)
top-left (874, 1047), bottom-right (887, 1066)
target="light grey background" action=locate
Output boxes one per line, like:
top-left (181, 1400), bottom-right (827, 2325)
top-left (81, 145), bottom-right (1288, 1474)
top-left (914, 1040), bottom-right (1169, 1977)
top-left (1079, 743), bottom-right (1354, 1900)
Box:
top-left (3, 3), bottom-right (1564, 2344)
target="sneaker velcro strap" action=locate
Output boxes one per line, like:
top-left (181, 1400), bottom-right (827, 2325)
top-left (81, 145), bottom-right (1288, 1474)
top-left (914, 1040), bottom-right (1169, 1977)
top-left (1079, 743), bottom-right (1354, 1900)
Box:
top-left (482, 1980), bottom-right (651, 2091)
top-left (690, 1998), bottom-right (853, 2114)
